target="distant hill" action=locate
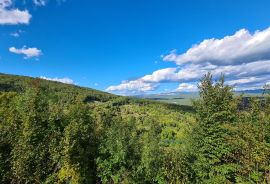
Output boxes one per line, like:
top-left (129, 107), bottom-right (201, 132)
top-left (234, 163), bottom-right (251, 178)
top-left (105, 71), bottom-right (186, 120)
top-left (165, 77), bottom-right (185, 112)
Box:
top-left (0, 73), bottom-right (193, 110)
top-left (135, 92), bottom-right (199, 106)
top-left (2, 72), bottom-right (263, 107)
top-left (136, 89), bottom-right (264, 106)
top-left (234, 89), bottom-right (264, 94)
top-left (0, 73), bottom-right (117, 103)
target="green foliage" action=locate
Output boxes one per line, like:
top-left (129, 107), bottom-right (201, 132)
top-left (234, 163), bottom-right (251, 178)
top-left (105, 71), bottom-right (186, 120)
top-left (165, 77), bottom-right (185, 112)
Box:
top-left (0, 73), bottom-right (269, 183)
top-left (11, 87), bottom-right (54, 183)
top-left (0, 92), bottom-right (20, 183)
top-left (97, 117), bottom-right (141, 183)
top-left (191, 73), bottom-right (238, 183)
top-left (230, 99), bottom-right (270, 183)
top-left (58, 103), bottom-right (96, 183)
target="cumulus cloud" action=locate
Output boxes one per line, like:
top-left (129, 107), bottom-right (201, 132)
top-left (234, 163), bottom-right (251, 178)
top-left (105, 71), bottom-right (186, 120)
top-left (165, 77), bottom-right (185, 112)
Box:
top-left (0, 0), bottom-right (31, 25)
top-left (163, 27), bottom-right (270, 66)
top-left (176, 83), bottom-right (198, 92)
top-left (107, 61), bottom-right (270, 94)
top-left (226, 76), bottom-right (269, 91)
top-left (39, 76), bottom-right (75, 84)
top-left (227, 77), bottom-right (266, 86)
top-left (173, 60), bottom-right (270, 83)
top-left (9, 46), bottom-right (42, 59)
top-left (141, 68), bottom-right (178, 82)
top-left (107, 27), bottom-right (270, 95)
top-left (106, 80), bottom-right (157, 93)
top-left (106, 68), bottom-right (181, 94)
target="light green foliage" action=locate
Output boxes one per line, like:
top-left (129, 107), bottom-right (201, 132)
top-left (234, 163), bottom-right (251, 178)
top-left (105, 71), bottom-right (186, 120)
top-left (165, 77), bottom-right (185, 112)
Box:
top-left (0, 73), bottom-right (269, 183)
top-left (58, 103), bottom-right (95, 184)
top-left (230, 99), bottom-right (270, 183)
top-left (0, 92), bottom-right (20, 183)
top-left (11, 87), bottom-right (54, 183)
top-left (95, 102), bottom-right (196, 183)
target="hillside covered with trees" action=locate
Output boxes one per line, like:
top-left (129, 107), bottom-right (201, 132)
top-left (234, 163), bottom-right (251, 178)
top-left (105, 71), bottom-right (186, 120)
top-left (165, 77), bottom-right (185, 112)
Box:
top-left (0, 73), bottom-right (270, 183)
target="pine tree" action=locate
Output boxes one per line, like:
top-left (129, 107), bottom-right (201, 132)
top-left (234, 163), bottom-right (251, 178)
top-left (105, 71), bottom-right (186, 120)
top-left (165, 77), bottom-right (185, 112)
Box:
top-left (192, 73), bottom-right (238, 183)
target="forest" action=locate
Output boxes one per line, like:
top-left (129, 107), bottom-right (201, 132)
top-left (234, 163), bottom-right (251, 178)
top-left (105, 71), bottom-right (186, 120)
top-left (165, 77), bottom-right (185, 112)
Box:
top-left (0, 73), bottom-right (270, 184)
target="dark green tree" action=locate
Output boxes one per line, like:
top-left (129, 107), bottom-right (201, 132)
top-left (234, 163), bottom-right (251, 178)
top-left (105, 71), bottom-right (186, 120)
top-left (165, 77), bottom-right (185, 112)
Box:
top-left (192, 73), bottom-right (239, 183)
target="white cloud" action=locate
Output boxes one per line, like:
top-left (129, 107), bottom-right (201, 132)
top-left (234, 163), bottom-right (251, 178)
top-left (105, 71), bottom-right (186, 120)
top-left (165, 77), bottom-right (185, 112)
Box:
top-left (227, 77), bottom-right (265, 86)
top-left (107, 27), bottom-right (270, 95)
top-left (176, 60), bottom-right (270, 82)
top-left (141, 68), bottom-right (178, 82)
top-left (176, 83), bottom-right (198, 92)
top-left (9, 46), bottom-right (42, 59)
top-left (106, 68), bottom-right (180, 94)
top-left (107, 60), bottom-right (270, 94)
top-left (0, 0), bottom-right (31, 25)
top-left (39, 76), bottom-right (75, 84)
top-left (163, 27), bottom-right (270, 66)
top-left (105, 68), bottom-right (181, 94)
top-left (106, 80), bottom-right (157, 93)
top-left (33, 0), bottom-right (47, 6)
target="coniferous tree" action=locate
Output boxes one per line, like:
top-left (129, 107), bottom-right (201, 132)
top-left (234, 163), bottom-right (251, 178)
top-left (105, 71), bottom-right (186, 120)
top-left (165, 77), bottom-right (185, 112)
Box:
top-left (192, 73), bottom-right (238, 183)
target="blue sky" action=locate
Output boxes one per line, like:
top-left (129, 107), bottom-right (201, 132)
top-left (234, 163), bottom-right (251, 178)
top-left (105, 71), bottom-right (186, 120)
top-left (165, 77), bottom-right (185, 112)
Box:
top-left (1, 0), bottom-right (270, 95)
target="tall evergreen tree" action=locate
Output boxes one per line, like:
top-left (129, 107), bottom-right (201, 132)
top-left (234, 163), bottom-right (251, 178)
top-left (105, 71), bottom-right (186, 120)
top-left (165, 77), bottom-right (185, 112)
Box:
top-left (192, 73), bottom-right (238, 183)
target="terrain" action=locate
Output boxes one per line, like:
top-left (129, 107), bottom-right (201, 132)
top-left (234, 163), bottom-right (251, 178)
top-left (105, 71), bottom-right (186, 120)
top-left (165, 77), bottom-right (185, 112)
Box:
top-left (0, 73), bottom-right (269, 183)
top-left (137, 90), bottom-right (264, 106)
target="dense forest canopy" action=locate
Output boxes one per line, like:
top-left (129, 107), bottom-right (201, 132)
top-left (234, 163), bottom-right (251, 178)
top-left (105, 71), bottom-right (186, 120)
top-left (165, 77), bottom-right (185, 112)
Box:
top-left (0, 73), bottom-right (270, 183)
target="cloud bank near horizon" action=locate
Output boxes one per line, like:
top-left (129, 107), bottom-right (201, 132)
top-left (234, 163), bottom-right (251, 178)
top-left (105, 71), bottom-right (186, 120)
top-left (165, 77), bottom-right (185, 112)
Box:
top-left (106, 27), bottom-right (270, 94)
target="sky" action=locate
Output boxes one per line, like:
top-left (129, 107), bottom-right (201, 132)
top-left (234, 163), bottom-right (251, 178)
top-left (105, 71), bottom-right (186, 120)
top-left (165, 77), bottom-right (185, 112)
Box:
top-left (1, 0), bottom-right (270, 95)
